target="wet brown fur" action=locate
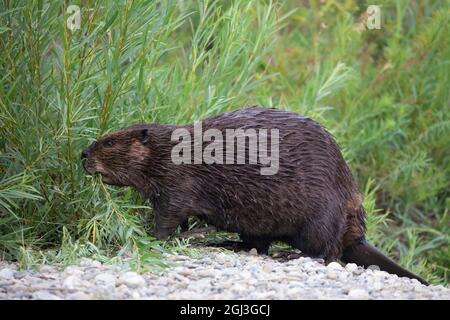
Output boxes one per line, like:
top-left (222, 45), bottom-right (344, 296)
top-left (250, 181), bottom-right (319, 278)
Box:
top-left (83, 106), bottom-right (365, 261)
top-left (82, 106), bottom-right (427, 284)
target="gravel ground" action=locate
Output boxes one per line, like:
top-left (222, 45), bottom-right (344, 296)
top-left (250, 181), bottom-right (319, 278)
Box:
top-left (0, 248), bottom-right (449, 300)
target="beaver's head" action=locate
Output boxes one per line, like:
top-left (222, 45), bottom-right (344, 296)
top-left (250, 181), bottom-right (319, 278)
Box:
top-left (81, 125), bottom-right (151, 186)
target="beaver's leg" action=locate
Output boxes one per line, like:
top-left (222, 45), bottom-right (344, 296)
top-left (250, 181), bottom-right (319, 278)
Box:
top-left (179, 219), bottom-right (189, 232)
top-left (286, 210), bottom-right (343, 264)
top-left (154, 207), bottom-right (190, 240)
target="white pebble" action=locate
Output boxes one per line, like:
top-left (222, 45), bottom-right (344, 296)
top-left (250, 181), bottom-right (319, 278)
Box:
top-left (0, 268), bottom-right (14, 280)
top-left (338, 272), bottom-right (349, 281)
top-left (33, 290), bottom-right (62, 300)
top-left (91, 260), bottom-right (102, 268)
top-left (39, 265), bottom-right (56, 273)
top-left (327, 262), bottom-right (343, 270)
top-left (68, 292), bottom-right (94, 300)
top-left (63, 275), bottom-right (82, 290)
top-left (118, 272), bottom-right (146, 288)
top-left (94, 273), bottom-right (117, 287)
top-left (197, 269), bottom-right (216, 277)
top-left (372, 281), bottom-right (383, 291)
top-left (79, 258), bottom-right (94, 267)
top-left (178, 269), bottom-right (193, 276)
top-left (345, 263), bottom-right (358, 273)
top-left (348, 288), bottom-right (370, 300)
top-left (262, 264), bottom-right (272, 273)
top-left (326, 270), bottom-right (338, 280)
top-left (64, 266), bottom-right (84, 277)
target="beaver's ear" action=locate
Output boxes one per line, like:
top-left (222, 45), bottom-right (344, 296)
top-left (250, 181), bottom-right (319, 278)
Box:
top-left (139, 129), bottom-right (150, 144)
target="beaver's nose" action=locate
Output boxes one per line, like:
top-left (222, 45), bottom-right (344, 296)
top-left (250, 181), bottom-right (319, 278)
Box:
top-left (81, 149), bottom-right (89, 160)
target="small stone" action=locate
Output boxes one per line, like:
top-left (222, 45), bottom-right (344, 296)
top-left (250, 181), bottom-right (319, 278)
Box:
top-left (0, 268), bottom-right (14, 280)
top-left (178, 269), bottom-right (193, 276)
top-left (167, 254), bottom-right (189, 262)
top-left (173, 274), bottom-right (189, 283)
top-left (118, 272), bottom-right (145, 288)
top-left (326, 270), bottom-right (338, 280)
top-left (63, 275), bottom-right (82, 290)
top-left (79, 258), bottom-right (94, 267)
top-left (132, 291), bottom-right (140, 299)
top-left (338, 272), bottom-right (349, 281)
top-left (299, 256), bottom-right (311, 262)
top-left (262, 264), bottom-right (272, 273)
top-left (380, 289), bottom-right (394, 297)
top-left (68, 292), bottom-right (94, 300)
top-left (33, 290), bottom-right (62, 300)
top-left (312, 258), bottom-right (325, 264)
top-left (14, 271), bottom-right (28, 280)
top-left (285, 287), bottom-right (302, 296)
top-left (91, 260), bottom-right (102, 268)
top-left (410, 279), bottom-right (421, 286)
top-left (12, 292), bottom-right (33, 300)
top-left (221, 282), bottom-right (232, 289)
top-left (249, 248), bottom-right (258, 256)
top-left (39, 265), bottom-right (56, 273)
top-left (348, 289), bottom-right (369, 300)
top-left (345, 263), bottom-right (358, 273)
top-left (64, 266), bottom-right (84, 277)
top-left (373, 270), bottom-right (389, 278)
top-left (197, 269), bottom-right (215, 277)
top-left (94, 273), bottom-right (117, 287)
top-left (372, 281), bottom-right (383, 291)
top-left (353, 267), bottom-right (365, 275)
top-left (327, 262), bottom-right (343, 270)
top-left (14, 271), bottom-right (27, 280)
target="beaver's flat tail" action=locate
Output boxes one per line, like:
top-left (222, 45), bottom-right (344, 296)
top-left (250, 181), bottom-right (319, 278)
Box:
top-left (341, 239), bottom-right (429, 285)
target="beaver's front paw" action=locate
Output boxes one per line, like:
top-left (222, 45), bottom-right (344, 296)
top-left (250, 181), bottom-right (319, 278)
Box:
top-left (154, 228), bottom-right (171, 240)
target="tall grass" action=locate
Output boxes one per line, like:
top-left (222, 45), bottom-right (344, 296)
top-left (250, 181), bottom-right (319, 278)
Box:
top-left (0, 0), bottom-right (281, 269)
top-left (0, 0), bottom-right (448, 284)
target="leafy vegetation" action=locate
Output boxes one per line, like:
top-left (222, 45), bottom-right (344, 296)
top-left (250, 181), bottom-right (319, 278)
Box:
top-left (0, 0), bottom-right (448, 284)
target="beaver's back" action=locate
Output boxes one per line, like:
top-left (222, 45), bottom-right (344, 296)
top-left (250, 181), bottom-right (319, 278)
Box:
top-left (163, 107), bottom-right (365, 255)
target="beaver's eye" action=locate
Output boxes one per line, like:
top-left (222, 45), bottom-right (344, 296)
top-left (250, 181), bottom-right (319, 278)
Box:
top-left (104, 139), bottom-right (114, 147)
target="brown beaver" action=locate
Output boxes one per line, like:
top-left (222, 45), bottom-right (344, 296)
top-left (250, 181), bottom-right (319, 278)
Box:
top-left (82, 106), bottom-right (428, 285)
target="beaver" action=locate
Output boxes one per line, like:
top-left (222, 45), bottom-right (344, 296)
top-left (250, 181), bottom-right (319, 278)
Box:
top-left (82, 106), bottom-right (428, 285)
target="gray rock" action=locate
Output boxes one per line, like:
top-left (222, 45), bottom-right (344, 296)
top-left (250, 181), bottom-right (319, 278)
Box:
top-left (64, 266), bottom-right (84, 277)
top-left (348, 288), bottom-right (370, 300)
top-left (79, 258), bottom-right (94, 267)
top-left (91, 260), bottom-right (102, 268)
top-left (0, 268), bottom-right (14, 280)
top-left (118, 272), bottom-right (145, 288)
top-left (94, 273), bottom-right (117, 287)
top-left (345, 263), bottom-right (358, 273)
top-left (368, 265), bottom-right (380, 271)
top-left (14, 271), bottom-right (28, 280)
top-left (63, 275), bottom-right (82, 290)
top-left (33, 290), bottom-right (62, 300)
top-left (67, 291), bottom-right (94, 300)
top-left (0, 249), bottom-right (449, 300)
top-left (327, 262), bottom-right (343, 270)
top-left (39, 265), bottom-right (56, 273)
top-left (326, 270), bottom-right (338, 280)
top-left (177, 269), bottom-right (193, 276)
top-left (197, 269), bottom-right (216, 277)
top-left (312, 258), bottom-right (325, 264)
top-left (262, 264), bottom-right (272, 273)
